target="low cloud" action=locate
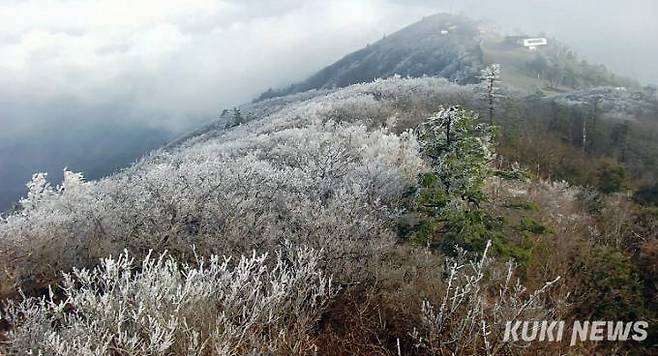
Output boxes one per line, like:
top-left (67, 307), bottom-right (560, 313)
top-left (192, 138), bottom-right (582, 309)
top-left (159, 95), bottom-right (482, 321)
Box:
top-left (0, 0), bottom-right (441, 131)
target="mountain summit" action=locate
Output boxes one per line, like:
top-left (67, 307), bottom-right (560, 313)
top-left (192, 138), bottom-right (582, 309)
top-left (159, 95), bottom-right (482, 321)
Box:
top-left (256, 14), bottom-right (484, 101)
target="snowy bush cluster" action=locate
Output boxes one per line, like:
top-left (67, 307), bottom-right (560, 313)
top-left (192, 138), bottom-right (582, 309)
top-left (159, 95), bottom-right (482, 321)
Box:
top-left (0, 76), bottom-right (578, 355)
top-left (413, 241), bottom-right (562, 355)
top-left (185, 75), bottom-right (479, 146)
top-left (1, 76), bottom-right (479, 296)
top-left (1, 244), bottom-right (337, 355)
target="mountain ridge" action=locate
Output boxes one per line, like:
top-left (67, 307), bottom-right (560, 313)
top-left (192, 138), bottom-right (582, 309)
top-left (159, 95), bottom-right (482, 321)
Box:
top-left (255, 13), bottom-right (484, 101)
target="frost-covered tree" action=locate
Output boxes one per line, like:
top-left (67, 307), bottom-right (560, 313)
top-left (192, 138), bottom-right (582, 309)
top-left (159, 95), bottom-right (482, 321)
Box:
top-left (59, 170), bottom-right (86, 194)
top-left (17, 170), bottom-right (87, 213)
top-left (416, 106), bottom-right (494, 203)
top-left (19, 173), bottom-right (54, 212)
top-left (478, 64), bottom-right (502, 125)
top-left (403, 106), bottom-right (495, 252)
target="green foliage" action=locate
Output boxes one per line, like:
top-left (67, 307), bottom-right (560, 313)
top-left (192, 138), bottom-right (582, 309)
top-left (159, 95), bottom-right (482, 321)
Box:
top-left (517, 216), bottom-right (553, 236)
top-left (493, 168), bottom-right (529, 181)
top-left (416, 106), bottom-right (494, 205)
top-left (490, 216), bottom-right (552, 274)
top-left (596, 160), bottom-right (627, 194)
top-left (492, 234), bottom-right (537, 273)
top-left (437, 206), bottom-right (494, 253)
top-left (577, 246), bottom-right (645, 321)
top-left (634, 183), bottom-right (658, 206)
top-left (401, 107), bottom-right (496, 254)
top-left (403, 107), bottom-right (548, 260)
top-left (503, 200), bottom-right (539, 211)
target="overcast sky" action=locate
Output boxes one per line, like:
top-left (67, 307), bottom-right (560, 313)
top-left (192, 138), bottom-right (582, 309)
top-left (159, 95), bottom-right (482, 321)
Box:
top-left (0, 0), bottom-right (440, 132)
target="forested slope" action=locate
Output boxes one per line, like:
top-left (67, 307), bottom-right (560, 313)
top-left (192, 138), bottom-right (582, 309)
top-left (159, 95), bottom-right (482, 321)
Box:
top-left (1, 75), bottom-right (656, 354)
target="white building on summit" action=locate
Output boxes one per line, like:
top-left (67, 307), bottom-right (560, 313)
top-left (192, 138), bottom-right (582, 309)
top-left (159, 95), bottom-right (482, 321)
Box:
top-left (522, 37), bottom-right (548, 50)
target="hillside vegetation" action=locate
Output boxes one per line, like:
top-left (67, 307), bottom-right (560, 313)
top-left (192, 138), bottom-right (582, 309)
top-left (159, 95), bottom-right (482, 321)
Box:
top-left (1, 75), bottom-right (656, 354)
top-left (1, 13), bottom-right (657, 355)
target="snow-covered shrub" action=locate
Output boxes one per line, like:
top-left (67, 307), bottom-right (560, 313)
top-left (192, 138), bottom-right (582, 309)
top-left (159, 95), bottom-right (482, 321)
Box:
top-left (18, 173), bottom-right (55, 212)
top-left (0, 169), bottom-right (99, 296)
top-left (1, 244), bottom-right (337, 355)
top-left (17, 170), bottom-right (89, 214)
top-left (3, 78), bottom-right (460, 295)
top-left (412, 241), bottom-right (564, 355)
